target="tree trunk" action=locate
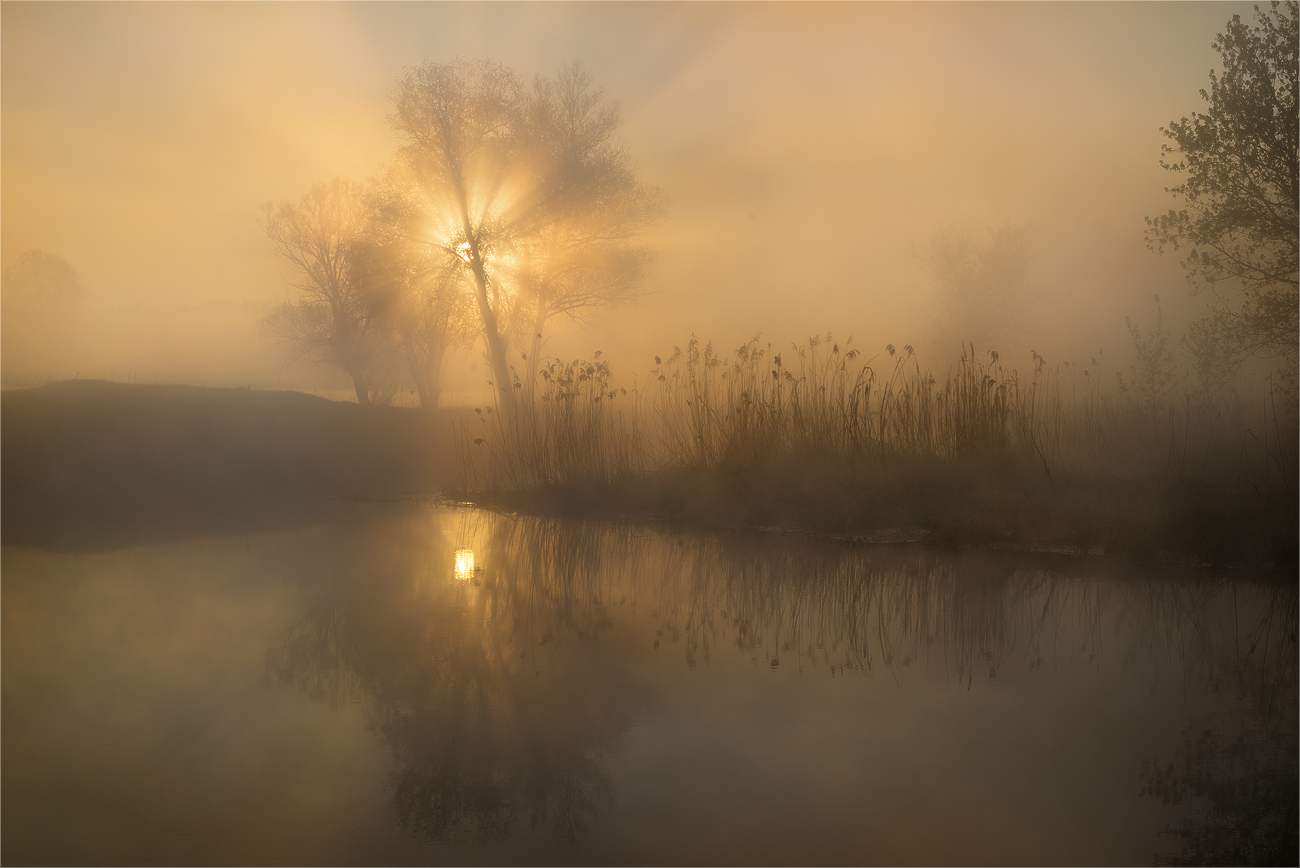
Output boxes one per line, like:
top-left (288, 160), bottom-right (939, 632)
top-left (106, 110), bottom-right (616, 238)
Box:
top-left (348, 367), bottom-right (371, 406)
top-left (454, 182), bottom-right (514, 411)
top-left (411, 369), bottom-right (429, 408)
top-left (425, 349), bottom-right (445, 411)
top-left (524, 299), bottom-right (548, 403)
top-left (468, 259), bottom-right (513, 408)
top-left (403, 338), bottom-right (430, 409)
top-left (333, 307), bottom-right (370, 406)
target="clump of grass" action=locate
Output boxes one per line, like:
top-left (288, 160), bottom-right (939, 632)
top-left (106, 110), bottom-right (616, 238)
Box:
top-left (456, 352), bottom-right (645, 491)
top-left (647, 336), bottom-right (1042, 471)
top-left (456, 334), bottom-right (1297, 564)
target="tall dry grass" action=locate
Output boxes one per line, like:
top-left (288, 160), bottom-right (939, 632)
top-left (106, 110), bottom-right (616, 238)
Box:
top-left (455, 352), bottom-right (648, 491)
top-left (459, 334), bottom-right (1297, 504)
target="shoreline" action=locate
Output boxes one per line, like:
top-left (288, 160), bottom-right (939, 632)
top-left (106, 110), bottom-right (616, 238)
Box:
top-left (447, 465), bottom-right (1299, 571)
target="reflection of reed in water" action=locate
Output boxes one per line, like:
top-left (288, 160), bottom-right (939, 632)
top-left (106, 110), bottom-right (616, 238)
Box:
top-left (492, 515), bottom-right (1143, 685)
top-left (266, 506), bottom-right (1296, 851)
top-left (485, 512), bottom-right (1298, 862)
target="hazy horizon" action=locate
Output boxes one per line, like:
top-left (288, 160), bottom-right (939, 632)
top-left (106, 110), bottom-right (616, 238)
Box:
top-left (1, 1), bottom-right (1246, 403)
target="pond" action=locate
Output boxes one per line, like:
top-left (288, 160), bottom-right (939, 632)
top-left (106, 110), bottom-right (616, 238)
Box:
top-left (3, 502), bottom-right (1295, 866)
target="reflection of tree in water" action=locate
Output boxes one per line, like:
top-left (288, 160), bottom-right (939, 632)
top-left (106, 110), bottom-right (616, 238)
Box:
top-left (1138, 583), bottom-right (1297, 867)
top-left (267, 507), bottom-right (1296, 854)
top-left (1141, 714), bottom-right (1297, 866)
top-left (266, 511), bottom-right (651, 846)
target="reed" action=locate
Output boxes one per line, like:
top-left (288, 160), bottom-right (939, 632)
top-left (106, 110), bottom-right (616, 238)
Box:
top-left (456, 352), bottom-right (646, 491)
top-left (455, 334), bottom-right (1297, 561)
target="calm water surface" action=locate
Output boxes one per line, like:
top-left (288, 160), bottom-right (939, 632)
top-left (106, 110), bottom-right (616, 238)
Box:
top-left (3, 503), bottom-right (1296, 865)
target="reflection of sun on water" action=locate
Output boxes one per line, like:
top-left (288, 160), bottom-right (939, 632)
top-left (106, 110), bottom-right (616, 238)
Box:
top-left (454, 549), bottom-right (475, 581)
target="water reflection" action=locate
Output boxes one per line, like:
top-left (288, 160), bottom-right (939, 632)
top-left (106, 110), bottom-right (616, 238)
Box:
top-left (1138, 582), bottom-right (1298, 866)
top-left (265, 506), bottom-right (1297, 859)
top-left (453, 549), bottom-right (476, 582)
top-left (265, 510), bottom-right (650, 846)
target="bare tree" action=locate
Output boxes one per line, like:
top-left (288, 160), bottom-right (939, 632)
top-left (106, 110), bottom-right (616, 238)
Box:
top-left (261, 179), bottom-right (391, 405)
top-left (359, 228), bottom-right (477, 409)
top-left (389, 59), bottom-right (662, 406)
top-left (511, 63), bottom-right (664, 395)
top-left (390, 59), bottom-right (525, 406)
top-left (398, 262), bottom-right (477, 409)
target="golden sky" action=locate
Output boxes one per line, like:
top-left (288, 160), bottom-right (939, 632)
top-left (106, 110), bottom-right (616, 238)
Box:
top-left (1, 1), bottom-right (1241, 395)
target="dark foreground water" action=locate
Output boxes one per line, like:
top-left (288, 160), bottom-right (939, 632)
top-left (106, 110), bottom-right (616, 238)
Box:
top-left (3, 502), bottom-right (1296, 866)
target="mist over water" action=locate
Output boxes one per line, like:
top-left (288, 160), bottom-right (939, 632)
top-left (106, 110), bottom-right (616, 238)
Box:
top-left (3, 503), bottom-right (1294, 865)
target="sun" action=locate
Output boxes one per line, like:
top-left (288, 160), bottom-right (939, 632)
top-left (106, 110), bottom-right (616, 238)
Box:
top-left (454, 549), bottom-right (475, 581)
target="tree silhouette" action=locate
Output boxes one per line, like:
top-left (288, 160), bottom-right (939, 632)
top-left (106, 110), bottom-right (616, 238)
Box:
top-left (355, 183), bottom-right (478, 409)
top-left (390, 59), bottom-right (526, 407)
top-left (511, 63), bottom-right (664, 396)
top-left (1, 250), bottom-right (85, 317)
top-left (1, 250), bottom-right (88, 385)
top-left (1146, 2), bottom-right (1299, 374)
top-left (385, 257), bottom-right (476, 409)
top-left (262, 179), bottom-right (393, 405)
top-left (389, 59), bottom-right (661, 407)
top-left (924, 222), bottom-right (1032, 354)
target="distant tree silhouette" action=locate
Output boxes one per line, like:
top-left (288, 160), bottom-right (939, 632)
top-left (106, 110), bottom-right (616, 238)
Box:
top-left (1, 250), bottom-right (85, 318)
top-left (385, 256), bottom-right (476, 409)
top-left (1146, 2), bottom-right (1299, 376)
top-left (356, 183), bottom-right (478, 409)
top-left (1, 250), bottom-right (87, 385)
top-left (262, 179), bottom-right (391, 405)
top-left (924, 222), bottom-right (1032, 354)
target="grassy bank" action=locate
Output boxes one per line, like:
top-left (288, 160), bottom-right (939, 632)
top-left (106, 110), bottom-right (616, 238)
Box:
top-left (4, 365), bottom-right (1292, 565)
top-left (456, 338), bottom-right (1299, 566)
top-left (2, 380), bottom-right (456, 551)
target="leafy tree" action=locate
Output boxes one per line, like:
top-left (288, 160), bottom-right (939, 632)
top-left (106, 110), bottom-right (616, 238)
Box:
top-left (261, 179), bottom-right (393, 405)
top-left (1146, 2), bottom-right (1299, 374)
top-left (1, 250), bottom-right (85, 317)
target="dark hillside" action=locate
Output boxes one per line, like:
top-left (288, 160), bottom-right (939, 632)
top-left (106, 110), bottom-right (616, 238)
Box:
top-left (2, 381), bottom-right (457, 551)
